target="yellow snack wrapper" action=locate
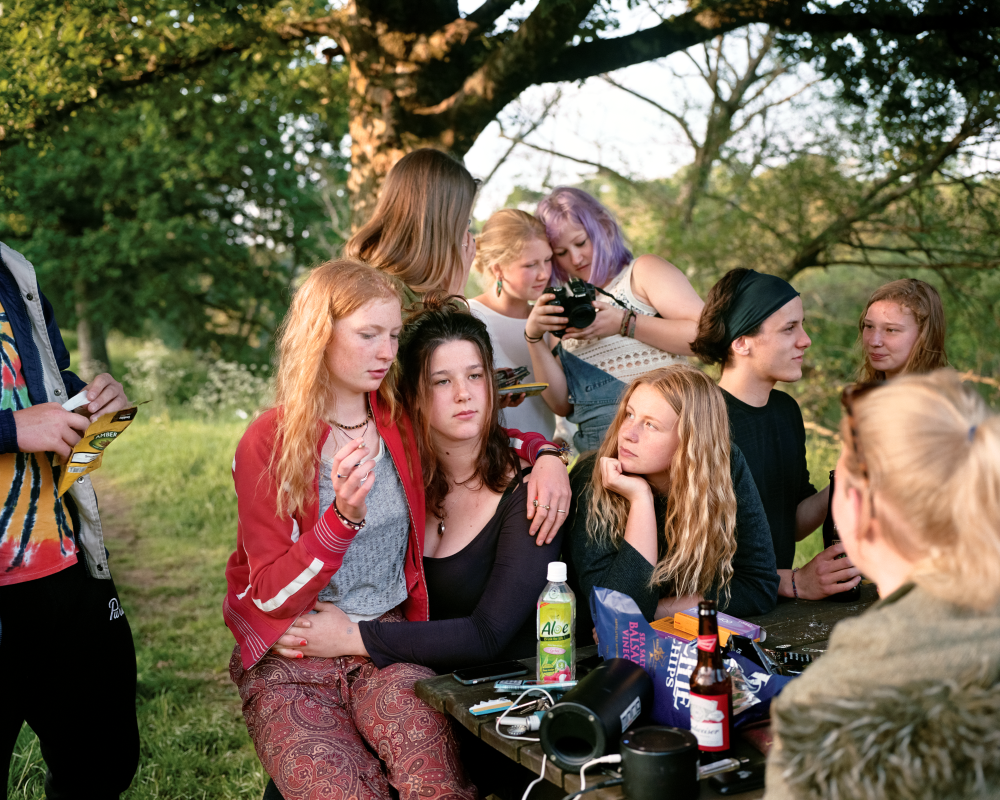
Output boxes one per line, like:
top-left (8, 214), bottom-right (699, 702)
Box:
top-left (56, 406), bottom-right (139, 497)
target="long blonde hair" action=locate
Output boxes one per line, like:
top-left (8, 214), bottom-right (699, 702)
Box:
top-left (839, 369), bottom-right (1000, 610)
top-left (857, 278), bottom-right (948, 382)
top-left (344, 148), bottom-right (478, 294)
top-left (586, 365), bottom-right (738, 600)
top-left (472, 208), bottom-right (548, 278)
top-left (271, 259), bottom-right (402, 517)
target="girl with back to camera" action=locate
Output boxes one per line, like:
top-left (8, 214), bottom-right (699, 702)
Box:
top-left (527, 187), bottom-right (704, 453)
top-left (346, 148), bottom-right (570, 542)
top-left (468, 208), bottom-right (557, 438)
top-left (858, 278), bottom-right (948, 382)
top-left (564, 364), bottom-right (778, 636)
top-left (223, 260), bottom-right (475, 800)
top-left (765, 370), bottom-right (1000, 799)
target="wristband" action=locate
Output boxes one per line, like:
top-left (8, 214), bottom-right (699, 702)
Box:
top-left (524, 330), bottom-right (544, 344)
top-left (535, 446), bottom-right (570, 466)
top-left (626, 313), bottom-right (638, 339)
top-left (333, 501), bottom-right (366, 531)
top-left (791, 567), bottom-right (800, 600)
top-left (618, 310), bottom-right (635, 338)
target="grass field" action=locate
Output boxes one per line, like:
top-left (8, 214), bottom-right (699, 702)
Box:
top-left (7, 412), bottom-right (838, 798)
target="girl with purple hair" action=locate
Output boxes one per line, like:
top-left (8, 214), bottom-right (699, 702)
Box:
top-left (523, 187), bottom-right (703, 453)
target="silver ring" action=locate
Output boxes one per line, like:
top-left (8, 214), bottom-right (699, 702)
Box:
top-left (541, 505), bottom-right (550, 511)
top-left (533, 499), bottom-right (539, 508)
top-left (336, 473), bottom-right (344, 479)
top-left (359, 471), bottom-right (372, 485)
top-left (556, 509), bottom-right (566, 513)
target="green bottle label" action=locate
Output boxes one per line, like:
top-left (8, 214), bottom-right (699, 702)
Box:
top-left (538, 601), bottom-right (573, 682)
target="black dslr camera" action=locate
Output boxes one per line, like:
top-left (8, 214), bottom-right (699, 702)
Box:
top-left (546, 278), bottom-right (597, 336)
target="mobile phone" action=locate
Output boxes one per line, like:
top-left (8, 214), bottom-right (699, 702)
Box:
top-left (452, 660), bottom-right (528, 685)
top-left (498, 382), bottom-right (548, 397)
top-left (708, 762), bottom-right (765, 794)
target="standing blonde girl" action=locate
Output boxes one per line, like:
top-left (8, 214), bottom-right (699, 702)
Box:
top-left (224, 259), bottom-right (475, 800)
top-left (468, 208), bottom-right (557, 438)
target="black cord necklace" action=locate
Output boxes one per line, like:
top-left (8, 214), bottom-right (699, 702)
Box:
top-left (330, 407), bottom-right (372, 430)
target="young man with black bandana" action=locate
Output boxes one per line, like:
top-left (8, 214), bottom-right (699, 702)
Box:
top-left (691, 269), bottom-right (861, 600)
top-left (0, 242), bottom-right (139, 798)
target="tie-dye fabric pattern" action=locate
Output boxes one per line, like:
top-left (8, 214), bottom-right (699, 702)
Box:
top-left (0, 302), bottom-right (77, 585)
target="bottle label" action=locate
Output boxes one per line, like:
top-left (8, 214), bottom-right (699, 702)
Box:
top-left (696, 634), bottom-right (718, 652)
top-left (538, 601), bottom-right (573, 682)
top-left (689, 692), bottom-right (730, 751)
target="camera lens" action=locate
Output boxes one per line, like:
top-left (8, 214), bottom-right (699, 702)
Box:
top-left (567, 305), bottom-right (596, 329)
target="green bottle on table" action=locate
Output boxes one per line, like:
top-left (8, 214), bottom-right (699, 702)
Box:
top-left (536, 561), bottom-right (576, 682)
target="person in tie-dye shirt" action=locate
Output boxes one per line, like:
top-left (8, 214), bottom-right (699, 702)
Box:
top-left (0, 241), bottom-right (138, 798)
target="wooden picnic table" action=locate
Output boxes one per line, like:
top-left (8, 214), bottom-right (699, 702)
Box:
top-left (414, 583), bottom-right (879, 800)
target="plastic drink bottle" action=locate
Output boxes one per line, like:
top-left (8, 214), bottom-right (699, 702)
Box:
top-left (536, 561), bottom-right (576, 682)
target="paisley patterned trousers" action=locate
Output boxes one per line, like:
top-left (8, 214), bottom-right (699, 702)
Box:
top-left (231, 636), bottom-right (476, 800)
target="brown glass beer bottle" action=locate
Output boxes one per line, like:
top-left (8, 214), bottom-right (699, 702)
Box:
top-left (688, 600), bottom-right (733, 758)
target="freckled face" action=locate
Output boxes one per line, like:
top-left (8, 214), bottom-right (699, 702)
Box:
top-left (325, 298), bottom-right (402, 397)
top-left (426, 339), bottom-right (490, 444)
top-left (549, 222), bottom-right (594, 284)
top-left (862, 301), bottom-right (920, 379)
top-left (616, 384), bottom-right (680, 489)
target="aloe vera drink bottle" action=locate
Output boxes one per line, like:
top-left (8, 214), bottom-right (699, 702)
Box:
top-left (536, 561), bottom-right (576, 682)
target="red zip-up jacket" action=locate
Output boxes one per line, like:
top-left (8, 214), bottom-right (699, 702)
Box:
top-left (224, 391), bottom-right (555, 668)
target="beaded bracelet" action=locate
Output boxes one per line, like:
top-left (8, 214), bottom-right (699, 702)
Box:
top-left (333, 501), bottom-right (366, 532)
top-left (791, 567), bottom-right (800, 599)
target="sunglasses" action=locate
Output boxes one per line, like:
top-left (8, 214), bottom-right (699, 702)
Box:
top-left (840, 382), bottom-right (882, 512)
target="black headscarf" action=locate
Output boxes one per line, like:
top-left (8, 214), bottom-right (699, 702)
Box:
top-left (723, 271), bottom-right (800, 343)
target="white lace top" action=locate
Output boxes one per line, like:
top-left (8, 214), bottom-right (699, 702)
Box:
top-left (560, 260), bottom-right (685, 382)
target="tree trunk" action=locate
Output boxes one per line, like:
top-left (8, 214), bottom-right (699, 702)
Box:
top-left (74, 278), bottom-right (109, 380)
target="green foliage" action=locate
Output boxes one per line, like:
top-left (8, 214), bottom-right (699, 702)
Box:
top-left (7, 416), bottom-right (264, 800)
top-left (781, 0), bottom-right (1000, 148)
top-left (1, 8), bottom-right (348, 360)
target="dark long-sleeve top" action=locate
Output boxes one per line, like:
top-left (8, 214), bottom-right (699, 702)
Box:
top-left (359, 469), bottom-right (565, 671)
top-left (565, 447), bottom-right (778, 629)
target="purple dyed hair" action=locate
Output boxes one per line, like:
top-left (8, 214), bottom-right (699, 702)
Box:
top-left (536, 187), bottom-right (633, 286)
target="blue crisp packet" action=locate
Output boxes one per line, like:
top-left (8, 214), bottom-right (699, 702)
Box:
top-left (590, 587), bottom-right (791, 729)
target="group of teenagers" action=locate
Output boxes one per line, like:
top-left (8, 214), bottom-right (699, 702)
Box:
top-left (224, 147), bottom-right (1000, 800)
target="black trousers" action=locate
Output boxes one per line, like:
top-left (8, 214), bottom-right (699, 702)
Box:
top-left (0, 557), bottom-right (139, 799)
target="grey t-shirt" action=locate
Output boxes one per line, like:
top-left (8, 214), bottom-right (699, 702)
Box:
top-left (317, 437), bottom-right (409, 620)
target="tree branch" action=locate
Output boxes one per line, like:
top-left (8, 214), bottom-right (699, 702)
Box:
top-left (466, 0), bottom-right (520, 31)
top-left (482, 91), bottom-right (563, 188)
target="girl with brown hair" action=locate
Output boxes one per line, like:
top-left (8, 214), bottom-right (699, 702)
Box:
top-left (345, 147), bottom-right (479, 302)
top-left (858, 278), bottom-right (948, 382)
top-left (270, 298), bottom-right (564, 671)
top-left (564, 364), bottom-right (778, 628)
top-left (346, 148), bottom-right (570, 543)
top-left (223, 260), bottom-right (475, 800)
top-left (765, 370), bottom-right (1000, 799)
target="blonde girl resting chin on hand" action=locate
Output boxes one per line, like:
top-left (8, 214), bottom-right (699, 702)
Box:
top-left (564, 364), bottom-right (778, 639)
